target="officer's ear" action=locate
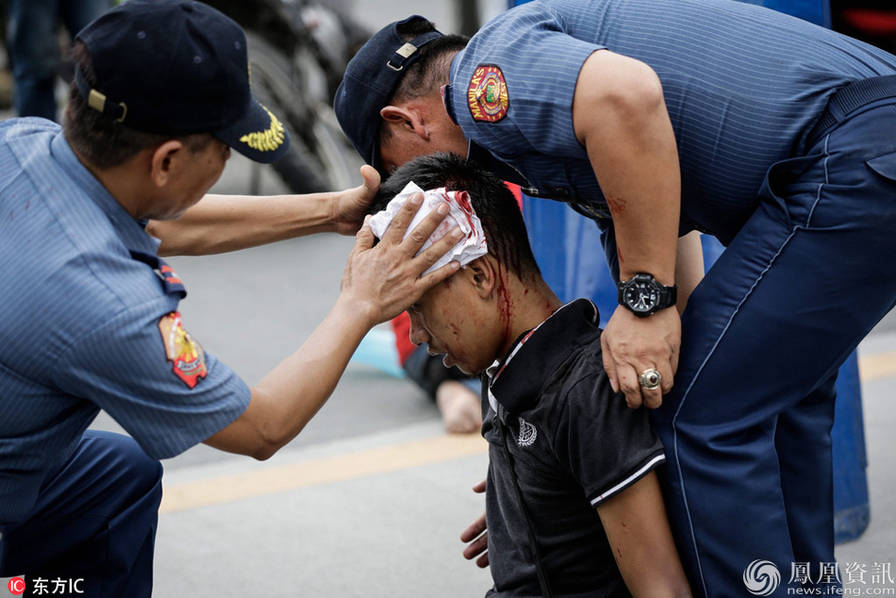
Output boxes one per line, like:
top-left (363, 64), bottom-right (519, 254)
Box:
top-left (380, 105), bottom-right (428, 141)
top-left (149, 140), bottom-right (185, 188)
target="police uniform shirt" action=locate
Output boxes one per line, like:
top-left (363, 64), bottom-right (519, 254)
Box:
top-left (482, 299), bottom-right (665, 597)
top-left (0, 120), bottom-right (250, 524)
top-left (447, 0), bottom-right (896, 245)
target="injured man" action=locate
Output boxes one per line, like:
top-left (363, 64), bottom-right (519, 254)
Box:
top-left (366, 152), bottom-right (692, 598)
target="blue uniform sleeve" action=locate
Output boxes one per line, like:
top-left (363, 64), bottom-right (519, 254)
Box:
top-left (451, 5), bottom-right (602, 161)
top-left (550, 369), bottom-right (665, 507)
top-left (51, 298), bottom-right (250, 460)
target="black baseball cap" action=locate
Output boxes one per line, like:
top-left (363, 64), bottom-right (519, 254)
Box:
top-left (334, 15), bottom-right (443, 173)
top-left (74, 0), bottom-right (289, 163)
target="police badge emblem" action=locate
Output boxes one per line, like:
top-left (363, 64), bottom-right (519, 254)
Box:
top-left (467, 64), bottom-right (509, 122)
top-left (158, 311), bottom-right (208, 388)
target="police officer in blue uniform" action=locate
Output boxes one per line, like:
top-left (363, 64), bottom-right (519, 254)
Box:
top-left (334, 2), bottom-right (896, 595)
top-left (0, 1), bottom-right (460, 595)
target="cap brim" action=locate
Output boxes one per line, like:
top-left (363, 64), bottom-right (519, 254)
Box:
top-left (215, 97), bottom-right (290, 164)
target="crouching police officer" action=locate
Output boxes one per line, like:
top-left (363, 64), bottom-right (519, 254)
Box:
top-left (0, 1), bottom-right (459, 595)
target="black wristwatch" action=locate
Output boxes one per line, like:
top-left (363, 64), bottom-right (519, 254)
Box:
top-left (617, 273), bottom-right (677, 317)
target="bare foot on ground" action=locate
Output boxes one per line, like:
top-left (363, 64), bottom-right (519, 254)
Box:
top-left (436, 380), bottom-right (482, 434)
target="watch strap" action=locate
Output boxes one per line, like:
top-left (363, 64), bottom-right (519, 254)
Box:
top-left (617, 273), bottom-right (677, 316)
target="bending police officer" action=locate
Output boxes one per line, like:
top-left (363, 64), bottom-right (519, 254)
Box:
top-left (334, 2), bottom-right (896, 595)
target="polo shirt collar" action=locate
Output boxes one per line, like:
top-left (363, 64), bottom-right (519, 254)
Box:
top-left (445, 50), bottom-right (463, 125)
top-left (487, 298), bottom-right (599, 415)
top-left (466, 140), bottom-right (530, 187)
top-left (50, 132), bottom-right (160, 256)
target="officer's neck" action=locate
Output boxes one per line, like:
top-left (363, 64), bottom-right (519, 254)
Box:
top-left (69, 146), bottom-right (156, 220)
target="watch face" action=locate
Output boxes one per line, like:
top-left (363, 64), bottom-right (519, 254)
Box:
top-left (623, 280), bottom-right (660, 314)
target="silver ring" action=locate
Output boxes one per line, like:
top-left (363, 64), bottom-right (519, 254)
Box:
top-left (638, 368), bottom-right (662, 390)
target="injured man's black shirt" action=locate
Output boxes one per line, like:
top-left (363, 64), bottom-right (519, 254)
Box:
top-left (481, 299), bottom-right (666, 598)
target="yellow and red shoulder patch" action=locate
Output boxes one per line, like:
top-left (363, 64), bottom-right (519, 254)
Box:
top-left (158, 312), bottom-right (207, 388)
top-left (467, 64), bottom-right (509, 123)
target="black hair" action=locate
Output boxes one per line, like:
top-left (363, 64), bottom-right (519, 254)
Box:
top-left (379, 19), bottom-right (468, 145)
top-left (62, 41), bottom-right (213, 170)
top-left (371, 152), bottom-right (541, 280)
top-left (391, 18), bottom-right (468, 103)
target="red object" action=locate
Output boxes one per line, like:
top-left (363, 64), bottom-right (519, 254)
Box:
top-left (390, 312), bottom-right (416, 365)
top-left (8, 577), bottom-right (26, 595)
top-left (841, 9), bottom-right (896, 35)
top-left (506, 182), bottom-right (523, 209)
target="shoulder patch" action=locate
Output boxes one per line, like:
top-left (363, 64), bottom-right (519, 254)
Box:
top-left (158, 311), bottom-right (207, 388)
top-left (467, 64), bottom-right (509, 123)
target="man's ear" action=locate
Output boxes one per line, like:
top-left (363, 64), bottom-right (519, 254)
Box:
top-left (380, 105), bottom-right (429, 141)
top-left (466, 256), bottom-right (498, 299)
top-left (149, 140), bottom-right (185, 188)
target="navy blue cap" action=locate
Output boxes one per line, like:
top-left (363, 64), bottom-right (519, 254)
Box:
top-left (74, 0), bottom-right (289, 164)
top-left (334, 15), bottom-right (443, 172)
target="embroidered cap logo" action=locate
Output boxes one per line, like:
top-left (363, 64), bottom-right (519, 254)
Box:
top-left (239, 107), bottom-right (286, 152)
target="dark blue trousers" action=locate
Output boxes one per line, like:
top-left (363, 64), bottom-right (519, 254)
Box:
top-left (0, 431), bottom-right (162, 597)
top-left (653, 86), bottom-right (896, 597)
top-left (6, 0), bottom-right (111, 119)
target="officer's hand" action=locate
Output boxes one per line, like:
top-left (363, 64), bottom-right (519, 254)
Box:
top-left (460, 479), bottom-right (489, 568)
top-left (601, 305), bottom-right (680, 409)
top-left (331, 165), bottom-right (380, 235)
top-left (340, 192), bottom-right (462, 325)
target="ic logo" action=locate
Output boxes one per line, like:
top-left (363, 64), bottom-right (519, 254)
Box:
top-left (7, 577), bottom-right (26, 595)
top-left (743, 559), bottom-right (781, 596)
